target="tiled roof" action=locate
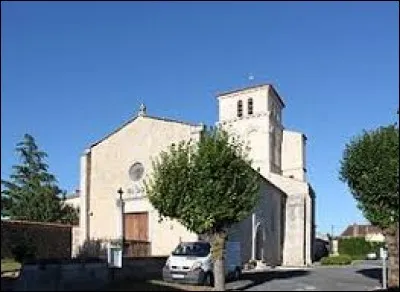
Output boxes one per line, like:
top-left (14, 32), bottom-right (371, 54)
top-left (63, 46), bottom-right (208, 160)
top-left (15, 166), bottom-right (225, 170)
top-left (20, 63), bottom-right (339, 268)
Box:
top-left (340, 224), bottom-right (382, 237)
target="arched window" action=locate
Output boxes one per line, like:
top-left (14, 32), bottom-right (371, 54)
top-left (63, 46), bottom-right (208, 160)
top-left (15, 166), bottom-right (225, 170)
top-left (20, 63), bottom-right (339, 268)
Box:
top-left (237, 100), bottom-right (243, 118)
top-left (248, 98), bottom-right (253, 115)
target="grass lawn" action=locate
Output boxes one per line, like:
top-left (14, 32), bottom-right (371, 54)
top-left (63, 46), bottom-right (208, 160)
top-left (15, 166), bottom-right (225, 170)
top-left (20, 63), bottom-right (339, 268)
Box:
top-left (1, 259), bottom-right (21, 273)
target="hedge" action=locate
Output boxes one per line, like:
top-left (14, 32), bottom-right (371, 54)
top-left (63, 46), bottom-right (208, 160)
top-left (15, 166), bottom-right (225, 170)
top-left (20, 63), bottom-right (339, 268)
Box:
top-left (338, 237), bottom-right (385, 260)
top-left (320, 254), bottom-right (352, 265)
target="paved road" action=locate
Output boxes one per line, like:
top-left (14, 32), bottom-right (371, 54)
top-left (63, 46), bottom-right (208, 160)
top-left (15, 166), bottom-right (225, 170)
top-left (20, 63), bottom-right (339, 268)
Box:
top-left (226, 260), bottom-right (384, 291)
top-left (2, 260), bottom-right (384, 291)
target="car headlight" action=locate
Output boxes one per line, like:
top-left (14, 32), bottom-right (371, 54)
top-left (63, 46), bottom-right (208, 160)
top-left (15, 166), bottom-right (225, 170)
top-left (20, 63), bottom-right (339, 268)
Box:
top-left (191, 261), bottom-right (203, 271)
top-left (165, 258), bottom-right (170, 268)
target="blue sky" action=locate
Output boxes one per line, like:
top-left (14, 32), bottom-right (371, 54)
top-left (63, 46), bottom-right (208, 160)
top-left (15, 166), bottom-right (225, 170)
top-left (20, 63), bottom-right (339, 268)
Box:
top-left (1, 2), bottom-right (398, 235)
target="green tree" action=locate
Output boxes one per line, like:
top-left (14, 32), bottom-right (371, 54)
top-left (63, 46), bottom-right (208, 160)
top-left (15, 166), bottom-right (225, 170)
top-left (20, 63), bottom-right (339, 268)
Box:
top-left (145, 127), bottom-right (260, 291)
top-left (59, 203), bottom-right (79, 225)
top-left (339, 125), bottom-right (399, 288)
top-left (1, 134), bottom-right (78, 224)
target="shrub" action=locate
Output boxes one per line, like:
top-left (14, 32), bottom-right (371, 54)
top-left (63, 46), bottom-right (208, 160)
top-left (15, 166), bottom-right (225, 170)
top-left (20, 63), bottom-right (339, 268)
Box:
top-left (338, 237), bottom-right (385, 260)
top-left (76, 239), bottom-right (107, 259)
top-left (350, 254), bottom-right (367, 260)
top-left (10, 238), bottom-right (37, 263)
top-left (314, 239), bottom-right (329, 261)
top-left (320, 254), bottom-right (352, 265)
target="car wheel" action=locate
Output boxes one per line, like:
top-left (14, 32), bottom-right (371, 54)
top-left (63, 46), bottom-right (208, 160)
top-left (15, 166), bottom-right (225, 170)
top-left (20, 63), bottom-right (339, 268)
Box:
top-left (203, 272), bottom-right (214, 287)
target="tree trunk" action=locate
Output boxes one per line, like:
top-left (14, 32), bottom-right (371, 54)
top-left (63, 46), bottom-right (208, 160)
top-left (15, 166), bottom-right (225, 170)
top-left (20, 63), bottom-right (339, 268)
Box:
top-left (211, 232), bottom-right (227, 291)
top-left (384, 225), bottom-right (399, 288)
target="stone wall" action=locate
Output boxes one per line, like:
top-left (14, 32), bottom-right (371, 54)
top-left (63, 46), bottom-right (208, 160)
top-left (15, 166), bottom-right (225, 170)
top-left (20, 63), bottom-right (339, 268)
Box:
top-left (112, 256), bottom-right (168, 281)
top-left (14, 259), bottom-right (108, 291)
top-left (1, 220), bottom-right (73, 260)
top-left (267, 173), bottom-right (313, 266)
top-left (13, 257), bottom-right (168, 291)
top-left (228, 179), bottom-right (285, 267)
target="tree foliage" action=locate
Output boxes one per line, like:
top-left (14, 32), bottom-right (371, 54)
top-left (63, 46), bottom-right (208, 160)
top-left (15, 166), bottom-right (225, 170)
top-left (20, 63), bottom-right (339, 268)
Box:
top-left (145, 127), bottom-right (260, 290)
top-left (339, 125), bottom-right (399, 228)
top-left (339, 124), bottom-right (399, 287)
top-left (145, 127), bottom-right (259, 234)
top-left (1, 134), bottom-right (78, 225)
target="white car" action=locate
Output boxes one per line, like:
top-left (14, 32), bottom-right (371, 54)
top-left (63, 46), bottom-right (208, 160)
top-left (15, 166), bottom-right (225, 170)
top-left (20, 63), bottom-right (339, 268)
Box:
top-left (366, 252), bottom-right (377, 260)
top-left (162, 241), bottom-right (242, 286)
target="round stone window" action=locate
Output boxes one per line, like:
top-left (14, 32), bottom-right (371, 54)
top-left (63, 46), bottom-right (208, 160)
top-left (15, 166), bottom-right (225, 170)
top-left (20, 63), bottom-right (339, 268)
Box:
top-left (129, 162), bottom-right (145, 182)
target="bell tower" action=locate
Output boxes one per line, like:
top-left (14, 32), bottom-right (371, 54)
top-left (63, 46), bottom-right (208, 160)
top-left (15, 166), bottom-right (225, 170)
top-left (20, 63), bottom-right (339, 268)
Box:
top-left (216, 84), bottom-right (285, 178)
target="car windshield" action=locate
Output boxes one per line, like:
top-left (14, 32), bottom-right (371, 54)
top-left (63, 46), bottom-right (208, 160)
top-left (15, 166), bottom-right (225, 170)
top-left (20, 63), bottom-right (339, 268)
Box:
top-left (172, 242), bottom-right (211, 257)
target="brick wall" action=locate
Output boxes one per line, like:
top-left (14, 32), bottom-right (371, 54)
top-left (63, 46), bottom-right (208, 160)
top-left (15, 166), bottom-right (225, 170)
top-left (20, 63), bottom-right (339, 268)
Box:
top-left (1, 220), bottom-right (73, 260)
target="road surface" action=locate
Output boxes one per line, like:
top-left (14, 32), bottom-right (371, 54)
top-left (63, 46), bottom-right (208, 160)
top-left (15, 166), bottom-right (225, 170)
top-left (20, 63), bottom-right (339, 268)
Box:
top-left (225, 260), bottom-right (383, 291)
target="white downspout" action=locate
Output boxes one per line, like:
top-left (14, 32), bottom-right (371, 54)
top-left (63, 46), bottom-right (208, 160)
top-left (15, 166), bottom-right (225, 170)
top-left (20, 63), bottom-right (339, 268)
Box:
top-left (252, 213), bottom-right (262, 262)
top-left (252, 213), bottom-right (255, 261)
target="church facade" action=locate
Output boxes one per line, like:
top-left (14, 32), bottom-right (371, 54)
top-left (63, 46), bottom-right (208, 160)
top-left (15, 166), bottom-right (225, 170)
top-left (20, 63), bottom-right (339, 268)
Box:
top-left (77, 84), bottom-right (315, 267)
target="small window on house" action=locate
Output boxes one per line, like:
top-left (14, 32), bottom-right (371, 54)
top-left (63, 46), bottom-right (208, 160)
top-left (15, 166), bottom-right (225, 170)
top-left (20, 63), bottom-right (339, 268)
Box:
top-left (237, 100), bottom-right (243, 118)
top-left (248, 98), bottom-right (253, 115)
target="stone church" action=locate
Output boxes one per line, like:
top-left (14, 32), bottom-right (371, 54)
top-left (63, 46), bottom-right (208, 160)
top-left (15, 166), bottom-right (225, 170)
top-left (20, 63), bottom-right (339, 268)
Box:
top-left (76, 83), bottom-right (315, 267)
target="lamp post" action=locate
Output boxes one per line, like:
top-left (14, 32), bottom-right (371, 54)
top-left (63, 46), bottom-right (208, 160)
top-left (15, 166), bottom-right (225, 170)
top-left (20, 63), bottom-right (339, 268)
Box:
top-left (108, 188), bottom-right (125, 270)
top-left (117, 188), bottom-right (125, 250)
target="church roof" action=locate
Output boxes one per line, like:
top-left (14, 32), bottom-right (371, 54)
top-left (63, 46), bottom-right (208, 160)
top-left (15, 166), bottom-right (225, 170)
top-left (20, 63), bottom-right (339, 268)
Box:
top-left (216, 83), bottom-right (285, 108)
top-left (89, 114), bottom-right (202, 149)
